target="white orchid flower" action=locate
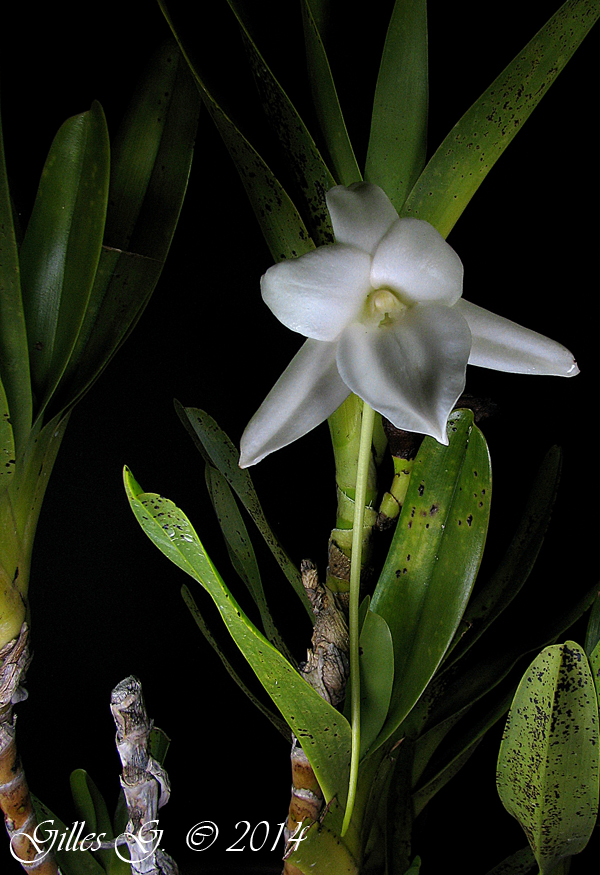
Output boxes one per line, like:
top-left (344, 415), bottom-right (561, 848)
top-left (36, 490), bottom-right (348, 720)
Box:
top-left (239, 183), bottom-right (578, 468)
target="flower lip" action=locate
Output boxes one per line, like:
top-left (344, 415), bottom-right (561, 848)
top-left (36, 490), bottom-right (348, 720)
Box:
top-left (365, 288), bottom-right (407, 327)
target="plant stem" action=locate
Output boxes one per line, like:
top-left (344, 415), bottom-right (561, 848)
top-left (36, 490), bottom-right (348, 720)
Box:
top-left (342, 402), bottom-right (376, 836)
top-left (0, 624), bottom-right (59, 874)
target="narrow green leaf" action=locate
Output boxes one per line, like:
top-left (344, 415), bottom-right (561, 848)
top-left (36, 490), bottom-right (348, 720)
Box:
top-left (205, 464), bottom-right (292, 658)
top-left (19, 101), bottom-right (110, 420)
top-left (181, 583), bottom-right (290, 740)
top-left (402, 0), bottom-right (600, 236)
top-left (449, 445), bottom-right (562, 666)
top-left (124, 467), bottom-right (351, 805)
top-left (301, 0), bottom-right (362, 186)
top-left (158, 0), bottom-right (314, 263)
top-left (584, 592), bottom-right (600, 657)
top-left (411, 684), bottom-right (514, 817)
top-left (497, 641), bottom-right (599, 874)
top-left (226, 0), bottom-right (338, 244)
top-left (49, 41), bottom-right (200, 420)
top-left (0, 100), bottom-right (32, 452)
top-left (370, 409), bottom-right (491, 748)
top-left (0, 377), bottom-right (15, 493)
top-left (364, 0), bottom-right (428, 211)
top-left (175, 403), bottom-right (310, 614)
top-left (482, 846), bottom-right (536, 875)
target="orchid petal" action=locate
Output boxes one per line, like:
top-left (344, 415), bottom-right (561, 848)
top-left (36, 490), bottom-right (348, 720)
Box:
top-left (239, 338), bottom-right (350, 467)
top-left (371, 218), bottom-right (463, 306)
top-left (326, 183), bottom-right (399, 255)
top-left (336, 304), bottom-right (471, 444)
top-left (456, 299), bottom-right (579, 376)
top-left (261, 243), bottom-right (371, 341)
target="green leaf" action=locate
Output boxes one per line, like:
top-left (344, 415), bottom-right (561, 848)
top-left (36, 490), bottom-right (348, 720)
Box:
top-left (357, 609), bottom-right (394, 759)
top-left (449, 445), bottom-right (562, 666)
top-left (364, 0), bottom-right (428, 211)
top-left (0, 377), bottom-right (15, 493)
top-left (205, 464), bottom-right (292, 658)
top-left (496, 641), bottom-right (599, 874)
top-left (0, 100), bottom-right (32, 453)
top-left (482, 846), bottom-right (536, 875)
top-left (70, 769), bottom-right (116, 872)
top-left (584, 592), bottom-right (600, 657)
top-left (369, 409), bottom-right (491, 748)
top-left (48, 40), bottom-right (200, 420)
top-left (19, 101), bottom-right (110, 420)
top-left (181, 583), bottom-right (290, 740)
top-left (30, 795), bottom-right (106, 875)
top-left (175, 403), bottom-right (310, 614)
top-left (225, 0), bottom-right (337, 244)
top-left (149, 726), bottom-right (171, 766)
top-left (402, 0), bottom-right (600, 236)
top-left (158, 0), bottom-right (314, 263)
top-left (124, 467), bottom-right (351, 805)
top-left (301, 0), bottom-right (361, 186)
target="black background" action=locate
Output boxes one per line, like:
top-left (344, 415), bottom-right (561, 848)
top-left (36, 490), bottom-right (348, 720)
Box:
top-left (1, 2), bottom-right (598, 873)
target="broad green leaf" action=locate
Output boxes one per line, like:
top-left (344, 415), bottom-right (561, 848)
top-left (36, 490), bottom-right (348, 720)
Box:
top-left (149, 726), bottom-right (171, 766)
top-left (175, 403), bottom-right (310, 614)
top-left (19, 101), bottom-right (110, 421)
top-left (357, 609), bottom-right (394, 759)
top-left (31, 795), bottom-right (106, 875)
top-left (402, 0), bottom-right (600, 236)
top-left (158, 0), bottom-right (314, 263)
top-left (124, 467), bottom-right (351, 804)
top-left (370, 409), bottom-right (491, 748)
top-left (181, 583), bottom-right (290, 740)
top-left (205, 464), bottom-right (291, 658)
top-left (226, 0), bottom-right (337, 244)
top-left (497, 641), bottom-right (599, 874)
top-left (301, 0), bottom-right (362, 186)
top-left (0, 101), bottom-right (31, 453)
top-left (0, 377), bottom-right (15, 492)
top-left (49, 40), bottom-right (200, 421)
top-left (364, 0), bottom-right (428, 211)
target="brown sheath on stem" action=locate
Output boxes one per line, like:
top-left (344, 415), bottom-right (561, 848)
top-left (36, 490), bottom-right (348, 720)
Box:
top-left (0, 624), bottom-right (58, 874)
top-left (282, 561), bottom-right (349, 874)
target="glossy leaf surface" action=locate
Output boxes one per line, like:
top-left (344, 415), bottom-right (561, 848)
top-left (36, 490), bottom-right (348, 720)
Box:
top-left (19, 101), bottom-right (110, 421)
top-left (49, 40), bottom-right (200, 420)
top-left (370, 409), bottom-right (491, 748)
top-left (497, 641), bottom-right (599, 874)
top-left (124, 467), bottom-right (351, 805)
top-left (0, 103), bottom-right (31, 453)
top-left (364, 0), bottom-right (428, 211)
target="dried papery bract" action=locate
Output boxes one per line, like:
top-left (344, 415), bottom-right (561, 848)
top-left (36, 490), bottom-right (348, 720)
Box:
top-left (110, 676), bottom-right (178, 875)
top-left (0, 624), bottom-right (58, 874)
